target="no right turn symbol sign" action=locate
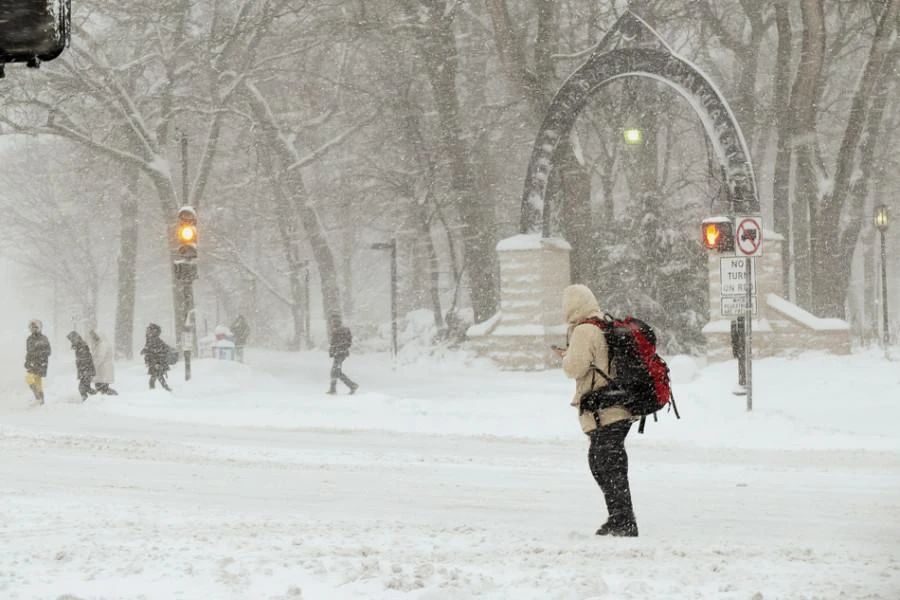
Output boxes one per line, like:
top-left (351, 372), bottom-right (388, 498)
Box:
top-left (735, 216), bottom-right (763, 257)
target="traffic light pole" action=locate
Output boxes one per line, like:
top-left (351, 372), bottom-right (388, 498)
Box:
top-left (182, 275), bottom-right (195, 381)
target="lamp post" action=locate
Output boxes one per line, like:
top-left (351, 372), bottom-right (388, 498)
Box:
top-left (371, 239), bottom-right (398, 358)
top-left (875, 204), bottom-right (890, 346)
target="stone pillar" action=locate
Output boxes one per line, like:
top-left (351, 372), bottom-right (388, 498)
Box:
top-left (467, 234), bottom-right (571, 370)
top-left (703, 230), bottom-right (850, 359)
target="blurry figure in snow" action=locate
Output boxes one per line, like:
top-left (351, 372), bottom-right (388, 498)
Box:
top-left (141, 323), bottom-right (172, 391)
top-left (230, 314), bottom-right (250, 362)
top-left (553, 284), bottom-right (639, 537)
top-left (88, 330), bottom-right (118, 395)
top-left (66, 331), bottom-right (97, 402)
top-left (327, 314), bottom-right (358, 395)
top-left (730, 317), bottom-right (747, 395)
top-left (24, 319), bottom-right (51, 405)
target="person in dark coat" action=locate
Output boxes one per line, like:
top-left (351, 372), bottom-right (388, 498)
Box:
top-left (25, 319), bottom-right (51, 404)
top-left (67, 331), bottom-right (97, 402)
top-left (141, 323), bottom-right (172, 391)
top-left (327, 314), bottom-right (358, 395)
top-left (230, 314), bottom-right (250, 363)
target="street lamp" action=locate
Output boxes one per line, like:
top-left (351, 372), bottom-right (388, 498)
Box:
top-left (874, 204), bottom-right (890, 345)
top-left (371, 239), bottom-right (398, 358)
top-left (623, 127), bottom-right (644, 145)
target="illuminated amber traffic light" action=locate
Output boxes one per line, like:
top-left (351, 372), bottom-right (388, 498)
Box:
top-left (176, 206), bottom-right (198, 260)
top-left (178, 223), bottom-right (196, 243)
top-left (701, 217), bottom-right (734, 252)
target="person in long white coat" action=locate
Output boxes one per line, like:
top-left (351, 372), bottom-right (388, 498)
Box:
top-left (88, 330), bottom-right (118, 395)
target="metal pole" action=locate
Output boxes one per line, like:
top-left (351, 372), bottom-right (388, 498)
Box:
top-left (183, 278), bottom-right (193, 381)
top-left (304, 263), bottom-right (311, 349)
top-left (744, 256), bottom-right (753, 411)
top-left (881, 229), bottom-right (890, 346)
top-left (181, 133), bottom-right (189, 205)
top-left (390, 238), bottom-right (398, 358)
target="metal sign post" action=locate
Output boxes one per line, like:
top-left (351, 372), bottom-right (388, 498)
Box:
top-left (734, 216), bottom-right (762, 411)
top-left (744, 257), bottom-right (753, 411)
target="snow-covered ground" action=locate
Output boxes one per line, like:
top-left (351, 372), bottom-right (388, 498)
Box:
top-left (2, 347), bottom-right (899, 599)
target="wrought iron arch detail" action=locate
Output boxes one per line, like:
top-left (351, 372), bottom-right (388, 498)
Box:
top-left (520, 46), bottom-right (759, 236)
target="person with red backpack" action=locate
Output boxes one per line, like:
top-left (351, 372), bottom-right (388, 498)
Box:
top-left (554, 284), bottom-right (639, 537)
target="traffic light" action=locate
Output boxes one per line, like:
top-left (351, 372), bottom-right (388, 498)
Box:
top-left (176, 206), bottom-right (197, 259)
top-left (701, 217), bottom-right (735, 252)
top-left (0, 0), bottom-right (71, 72)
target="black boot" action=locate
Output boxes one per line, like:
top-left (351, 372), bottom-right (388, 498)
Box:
top-left (596, 514), bottom-right (639, 537)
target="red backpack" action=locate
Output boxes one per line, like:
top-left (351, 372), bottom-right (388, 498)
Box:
top-left (579, 315), bottom-right (680, 433)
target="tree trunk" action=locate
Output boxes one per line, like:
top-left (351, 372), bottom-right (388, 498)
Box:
top-left (243, 83), bottom-right (344, 322)
top-left (114, 173), bottom-right (141, 359)
top-left (407, 1), bottom-right (498, 322)
top-left (811, 0), bottom-right (900, 316)
top-left (486, 0), bottom-right (593, 284)
top-left (264, 153), bottom-right (306, 351)
top-left (771, 1), bottom-right (793, 299)
top-left (556, 141), bottom-right (592, 283)
top-left (786, 0), bottom-right (826, 310)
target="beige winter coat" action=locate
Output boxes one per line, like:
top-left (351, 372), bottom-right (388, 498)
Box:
top-left (561, 284), bottom-right (633, 434)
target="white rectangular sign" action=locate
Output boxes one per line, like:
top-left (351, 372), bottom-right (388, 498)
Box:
top-left (719, 257), bottom-right (757, 296)
top-left (721, 295), bottom-right (758, 317)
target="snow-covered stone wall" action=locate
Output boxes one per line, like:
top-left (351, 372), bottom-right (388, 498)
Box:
top-left (703, 234), bottom-right (851, 360)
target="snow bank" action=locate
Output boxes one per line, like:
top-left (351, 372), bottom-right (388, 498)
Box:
top-left (7, 346), bottom-right (897, 453)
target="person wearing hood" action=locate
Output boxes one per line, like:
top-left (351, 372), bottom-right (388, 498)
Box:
top-left (553, 284), bottom-right (639, 537)
top-left (67, 331), bottom-right (97, 402)
top-left (141, 323), bottom-right (172, 391)
top-left (25, 319), bottom-right (51, 405)
top-left (88, 330), bottom-right (118, 395)
top-left (326, 314), bottom-right (358, 395)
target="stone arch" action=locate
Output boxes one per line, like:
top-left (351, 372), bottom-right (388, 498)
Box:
top-left (520, 45), bottom-right (759, 236)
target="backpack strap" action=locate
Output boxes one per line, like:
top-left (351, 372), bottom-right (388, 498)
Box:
top-left (590, 364), bottom-right (613, 384)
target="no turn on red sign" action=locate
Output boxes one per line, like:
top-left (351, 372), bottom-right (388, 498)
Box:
top-left (735, 216), bottom-right (763, 257)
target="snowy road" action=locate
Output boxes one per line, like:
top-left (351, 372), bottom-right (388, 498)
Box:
top-left (3, 403), bottom-right (899, 599)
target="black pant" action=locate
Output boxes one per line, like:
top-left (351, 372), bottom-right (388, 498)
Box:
top-left (588, 420), bottom-right (635, 523)
top-left (149, 368), bottom-right (171, 391)
top-left (329, 355), bottom-right (356, 391)
top-left (78, 377), bottom-right (95, 400)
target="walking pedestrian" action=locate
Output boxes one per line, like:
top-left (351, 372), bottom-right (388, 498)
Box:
top-left (24, 319), bottom-right (51, 405)
top-left (553, 284), bottom-right (639, 537)
top-left (141, 323), bottom-right (172, 391)
top-left (88, 330), bottom-right (118, 395)
top-left (66, 331), bottom-right (97, 402)
top-left (230, 314), bottom-right (250, 363)
top-left (327, 314), bottom-right (358, 395)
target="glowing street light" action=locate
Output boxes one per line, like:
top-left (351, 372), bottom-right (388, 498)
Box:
top-left (623, 128), bottom-right (644, 145)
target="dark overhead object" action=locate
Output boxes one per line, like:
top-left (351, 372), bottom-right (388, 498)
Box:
top-left (0, 0), bottom-right (71, 65)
